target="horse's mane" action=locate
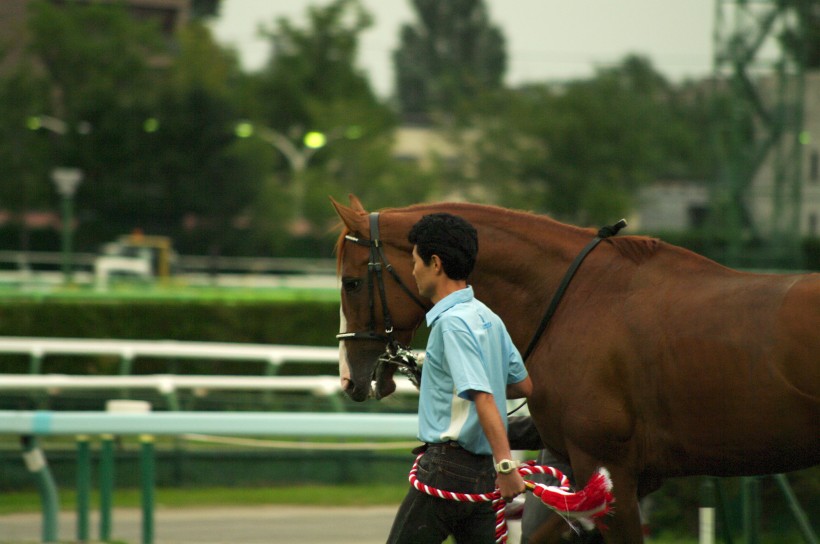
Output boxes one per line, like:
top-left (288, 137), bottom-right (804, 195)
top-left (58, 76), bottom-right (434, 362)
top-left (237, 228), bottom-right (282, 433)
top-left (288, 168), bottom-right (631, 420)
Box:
top-left (334, 221), bottom-right (356, 275)
top-left (398, 202), bottom-right (664, 265)
top-left (608, 236), bottom-right (662, 265)
top-left (333, 201), bottom-right (663, 272)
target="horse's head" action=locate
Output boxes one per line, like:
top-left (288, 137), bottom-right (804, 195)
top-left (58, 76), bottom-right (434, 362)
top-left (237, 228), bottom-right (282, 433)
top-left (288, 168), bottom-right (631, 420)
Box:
top-left (331, 195), bottom-right (429, 401)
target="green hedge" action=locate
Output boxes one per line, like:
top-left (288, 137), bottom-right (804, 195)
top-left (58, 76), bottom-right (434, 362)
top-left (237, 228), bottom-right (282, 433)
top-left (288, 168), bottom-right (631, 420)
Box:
top-left (0, 300), bottom-right (340, 345)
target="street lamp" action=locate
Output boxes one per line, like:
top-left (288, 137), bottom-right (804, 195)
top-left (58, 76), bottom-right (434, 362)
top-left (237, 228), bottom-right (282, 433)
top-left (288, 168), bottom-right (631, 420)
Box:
top-left (51, 167), bottom-right (84, 284)
top-left (235, 122), bottom-right (360, 233)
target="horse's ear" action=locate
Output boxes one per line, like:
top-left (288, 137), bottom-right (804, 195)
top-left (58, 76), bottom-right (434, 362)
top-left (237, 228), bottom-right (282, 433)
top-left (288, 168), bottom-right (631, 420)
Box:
top-left (348, 194), bottom-right (366, 213)
top-left (330, 195), bottom-right (368, 234)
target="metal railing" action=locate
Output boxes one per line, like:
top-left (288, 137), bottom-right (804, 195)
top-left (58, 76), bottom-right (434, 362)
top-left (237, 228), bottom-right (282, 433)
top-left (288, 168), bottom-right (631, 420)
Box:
top-left (0, 337), bottom-right (424, 544)
top-left (4, 411), bottom-right (419, 544)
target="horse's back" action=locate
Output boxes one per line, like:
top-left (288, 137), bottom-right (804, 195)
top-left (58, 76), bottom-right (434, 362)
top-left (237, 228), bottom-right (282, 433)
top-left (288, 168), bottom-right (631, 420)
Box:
top-left (775, 274), bottom-right (820, 394)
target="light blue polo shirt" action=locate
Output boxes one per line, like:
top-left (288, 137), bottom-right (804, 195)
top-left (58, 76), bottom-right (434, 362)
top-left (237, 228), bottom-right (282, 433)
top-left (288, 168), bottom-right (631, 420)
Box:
top-left (417, 286), bottom-right (528, 455)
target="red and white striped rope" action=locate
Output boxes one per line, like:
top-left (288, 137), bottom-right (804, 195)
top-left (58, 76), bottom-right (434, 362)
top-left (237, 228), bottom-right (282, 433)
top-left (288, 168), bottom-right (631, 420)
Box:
top-left (407, 453), bottom-right (614, 544)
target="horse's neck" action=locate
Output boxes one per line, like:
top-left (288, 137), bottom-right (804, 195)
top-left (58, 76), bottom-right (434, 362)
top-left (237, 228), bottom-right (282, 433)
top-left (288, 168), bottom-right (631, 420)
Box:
top-left (468, 212), bottom-right (593, 350)
top-left (385, 204), bottom-right (595, 350)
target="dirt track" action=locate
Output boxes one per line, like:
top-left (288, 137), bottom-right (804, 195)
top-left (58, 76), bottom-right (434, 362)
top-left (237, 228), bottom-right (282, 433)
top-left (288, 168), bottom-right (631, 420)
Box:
top-left (0, 505), bottom-right (397, 544)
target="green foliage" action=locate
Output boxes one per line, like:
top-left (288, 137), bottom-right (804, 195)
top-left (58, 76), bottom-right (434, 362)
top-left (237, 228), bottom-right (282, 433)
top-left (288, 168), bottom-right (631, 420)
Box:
top-left (26, 1), bottom-right (165, 115)
top-left (803, 237), bottom-right (820, 269)
top-left (16, 3), bottom-right (270, 256)
top-left (0, 0), bottom-right (756, 261)
top-left (0, 66), bottom-right (51, 216)
top-left (255, 0), bottom-right (379, 130)
top-left (648, 470), bottom-right (820, 537)
top-left (394, 0), bottom-right (506, 117)
top-left (190, 0), bottom-right (222, 20)
top-left (0, 483), bottom-right (409, 512)
top-left (237, 0), bottom-right (428, 242)
top-left (451, 56), bottom-right (717, 225)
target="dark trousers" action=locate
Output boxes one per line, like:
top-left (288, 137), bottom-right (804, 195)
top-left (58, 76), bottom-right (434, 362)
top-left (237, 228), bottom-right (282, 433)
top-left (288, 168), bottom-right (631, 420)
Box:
top-left (387, 443), bottom-right (497, 544)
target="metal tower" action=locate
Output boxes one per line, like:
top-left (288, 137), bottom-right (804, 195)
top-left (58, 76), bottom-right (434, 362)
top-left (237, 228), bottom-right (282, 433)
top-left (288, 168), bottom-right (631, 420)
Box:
top-left (711, 0), bottom-right (811, 267)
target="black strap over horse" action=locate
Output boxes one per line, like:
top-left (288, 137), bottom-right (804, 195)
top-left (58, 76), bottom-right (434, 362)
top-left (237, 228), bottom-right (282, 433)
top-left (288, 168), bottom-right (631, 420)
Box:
top-left (522, 218), bottom-right (627, 360)
top-left (506, 217), bottom-right (627, 416)
top-left (336, 211), bottom-right (627, 391)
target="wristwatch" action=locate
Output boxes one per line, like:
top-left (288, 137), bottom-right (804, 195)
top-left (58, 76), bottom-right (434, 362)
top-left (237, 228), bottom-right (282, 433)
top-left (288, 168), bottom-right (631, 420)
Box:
top-left (495, 459), bottom-right (520, 474)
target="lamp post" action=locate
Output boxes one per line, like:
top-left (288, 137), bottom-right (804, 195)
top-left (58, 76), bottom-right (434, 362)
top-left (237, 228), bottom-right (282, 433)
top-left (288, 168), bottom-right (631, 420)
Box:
top-left (51, 167), bottom-right (83, 284)
top-left (235, 123), bottom-right (360, 233)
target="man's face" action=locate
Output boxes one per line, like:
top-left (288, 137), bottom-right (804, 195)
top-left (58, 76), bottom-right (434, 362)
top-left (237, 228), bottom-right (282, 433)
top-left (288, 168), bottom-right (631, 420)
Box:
top-left (412, 245), bottom-right (436, 299)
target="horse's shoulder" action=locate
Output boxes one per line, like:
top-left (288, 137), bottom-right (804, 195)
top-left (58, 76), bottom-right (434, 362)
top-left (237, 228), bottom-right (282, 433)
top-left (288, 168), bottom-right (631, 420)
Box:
top-left (609, 236), bottom-right (661, 265)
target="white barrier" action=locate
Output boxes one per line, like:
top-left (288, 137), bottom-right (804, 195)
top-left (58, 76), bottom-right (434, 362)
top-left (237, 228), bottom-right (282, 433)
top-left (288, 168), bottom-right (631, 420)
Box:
top-left (0, 373), bottom-right (419, 396)
top-left (0, 336), bottom-right (339, 369)
top-left (0, 410), bottom-right (419, 438)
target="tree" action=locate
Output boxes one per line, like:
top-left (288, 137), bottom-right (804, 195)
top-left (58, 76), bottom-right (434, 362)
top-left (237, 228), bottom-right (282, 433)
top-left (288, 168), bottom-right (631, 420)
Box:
top-left (22, 2), bottom-right (265, 256)
top-left (241, 0), bottom-right (418, 253)
top-left (21, 1), bottom-right (170, 249)
top-left (393, 0), bottom-right (506, 118)
top-left (142, 21), bottom-right (263, 257)
top-left (779, 0), bottom-right (820, 69)
top-left (0, 65), bottom-right (53, 253)
top-left (190, 0), bottom-right (222, 19)
top-left (255, 0), bottom-right (379, 130)
top-left (453, 56), bottom-right (712, 225)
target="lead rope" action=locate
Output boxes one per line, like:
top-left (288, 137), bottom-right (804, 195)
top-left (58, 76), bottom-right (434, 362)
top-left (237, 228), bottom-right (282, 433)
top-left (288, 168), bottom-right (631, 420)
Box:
top-left (407, 453), bottom-right (614, 544)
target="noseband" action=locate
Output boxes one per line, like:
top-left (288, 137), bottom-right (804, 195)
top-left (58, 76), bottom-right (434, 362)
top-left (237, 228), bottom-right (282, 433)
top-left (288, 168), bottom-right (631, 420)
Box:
top-left (336, 212), bottom-right (429, 389)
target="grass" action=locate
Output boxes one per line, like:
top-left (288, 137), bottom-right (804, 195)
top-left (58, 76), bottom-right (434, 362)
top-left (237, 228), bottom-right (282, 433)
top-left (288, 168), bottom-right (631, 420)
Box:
top-left (0, 484), bottom-right (409, 515)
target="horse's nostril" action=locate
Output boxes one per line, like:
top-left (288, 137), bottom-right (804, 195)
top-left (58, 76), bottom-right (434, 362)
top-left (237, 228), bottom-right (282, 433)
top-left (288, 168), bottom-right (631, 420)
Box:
top-left (341, 378), bottom-right (369, 402)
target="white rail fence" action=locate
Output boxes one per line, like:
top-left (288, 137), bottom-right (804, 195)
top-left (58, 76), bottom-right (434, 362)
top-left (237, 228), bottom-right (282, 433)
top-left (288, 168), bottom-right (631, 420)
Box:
top-left (0, 336), bottom-right (341, 374)
top-left (0, 373), bottom-right (419, 398)
top-left (0, 337), bottom-right (424, 544)
top-left (0, 337), bottom-right (420, 410)
top-left (0, 410), bottom-right (419, 437)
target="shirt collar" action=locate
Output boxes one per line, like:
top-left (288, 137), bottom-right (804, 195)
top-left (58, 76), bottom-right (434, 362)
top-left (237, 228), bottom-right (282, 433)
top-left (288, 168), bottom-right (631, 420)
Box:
top-left (426, 285), bottom-right (474, 326)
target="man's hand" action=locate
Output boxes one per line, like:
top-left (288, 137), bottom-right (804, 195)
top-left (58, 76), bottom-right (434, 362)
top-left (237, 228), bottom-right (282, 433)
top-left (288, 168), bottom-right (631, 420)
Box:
top-left (496, 471), bottom-right (526, 502)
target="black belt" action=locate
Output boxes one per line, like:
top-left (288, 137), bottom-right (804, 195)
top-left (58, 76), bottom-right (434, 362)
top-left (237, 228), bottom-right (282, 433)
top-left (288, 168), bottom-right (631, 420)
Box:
top-left (416, 441), bottom-right (491, 460)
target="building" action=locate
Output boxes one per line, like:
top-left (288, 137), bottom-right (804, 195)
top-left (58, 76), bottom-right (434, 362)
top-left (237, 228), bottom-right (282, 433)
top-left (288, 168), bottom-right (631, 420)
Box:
top-left (0, 0), bottom-right (190, 72)
top-left (747, 70), bottom-right (820, 238)
top-left (632, 71), bottom-right (820, 239)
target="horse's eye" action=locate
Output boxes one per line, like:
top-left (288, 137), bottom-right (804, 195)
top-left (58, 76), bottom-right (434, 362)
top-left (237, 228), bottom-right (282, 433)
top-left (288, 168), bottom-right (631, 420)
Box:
top-left (342, 278), bottom-right (363, 293)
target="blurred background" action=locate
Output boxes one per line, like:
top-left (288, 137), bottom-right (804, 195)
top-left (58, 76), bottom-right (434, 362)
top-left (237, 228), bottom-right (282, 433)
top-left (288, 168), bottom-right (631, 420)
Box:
top-left (0, 1), bottom-right (818, 542)
top-left (1, 0), bottom-right (819, 281)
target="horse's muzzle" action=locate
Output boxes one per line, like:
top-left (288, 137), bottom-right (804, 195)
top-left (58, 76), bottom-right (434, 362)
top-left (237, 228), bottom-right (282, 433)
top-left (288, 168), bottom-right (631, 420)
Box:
top-left (342, 376), bottom-right (370, 402)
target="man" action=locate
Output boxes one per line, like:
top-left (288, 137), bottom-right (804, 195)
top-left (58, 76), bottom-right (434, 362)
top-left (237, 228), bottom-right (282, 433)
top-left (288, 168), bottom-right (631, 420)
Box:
top-left (387, 213), bottom-right (532, 544)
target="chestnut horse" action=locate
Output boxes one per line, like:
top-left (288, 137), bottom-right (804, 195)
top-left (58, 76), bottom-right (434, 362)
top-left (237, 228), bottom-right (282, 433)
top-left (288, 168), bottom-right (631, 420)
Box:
top-left (331, 195), bottom-right (820, 544)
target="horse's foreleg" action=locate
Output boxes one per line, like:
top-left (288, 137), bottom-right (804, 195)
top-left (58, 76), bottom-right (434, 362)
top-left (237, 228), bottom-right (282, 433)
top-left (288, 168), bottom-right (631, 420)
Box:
top-left (568, 451), bottom-right (644, 544)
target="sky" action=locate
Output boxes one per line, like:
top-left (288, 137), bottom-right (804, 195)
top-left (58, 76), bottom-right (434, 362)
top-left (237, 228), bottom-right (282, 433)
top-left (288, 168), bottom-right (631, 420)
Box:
top-left (208, 0), bottom-right (715, 98)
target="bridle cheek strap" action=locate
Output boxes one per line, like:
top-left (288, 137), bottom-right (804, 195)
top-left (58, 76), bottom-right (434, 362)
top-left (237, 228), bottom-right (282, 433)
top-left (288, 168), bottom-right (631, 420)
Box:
top-left (336, 212), bottom-right (429, 351)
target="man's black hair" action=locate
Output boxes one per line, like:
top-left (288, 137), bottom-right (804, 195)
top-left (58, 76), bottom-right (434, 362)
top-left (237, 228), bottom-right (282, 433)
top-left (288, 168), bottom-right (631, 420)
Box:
top-left (408, 213), bottom-right (478, 280)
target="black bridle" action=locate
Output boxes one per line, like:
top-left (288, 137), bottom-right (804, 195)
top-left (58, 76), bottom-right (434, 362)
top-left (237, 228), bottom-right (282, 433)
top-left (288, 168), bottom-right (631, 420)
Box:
top-left (335, 213), bottom-right (429, 388)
